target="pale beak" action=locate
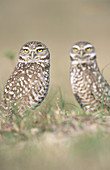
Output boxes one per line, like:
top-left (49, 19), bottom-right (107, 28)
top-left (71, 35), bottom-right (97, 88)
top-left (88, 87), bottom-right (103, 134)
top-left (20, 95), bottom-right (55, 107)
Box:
top-left (80, 50), bottom-right (84, 57)
top-left (31, 51), bottom-right (35, 58)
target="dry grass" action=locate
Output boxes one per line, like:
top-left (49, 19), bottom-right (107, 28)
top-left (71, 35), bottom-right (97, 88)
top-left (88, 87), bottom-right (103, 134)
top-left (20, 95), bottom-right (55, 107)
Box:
top-left (0, 86), bottom-right (110, 142)
top-left (0, 87), bottom-right (110, 170)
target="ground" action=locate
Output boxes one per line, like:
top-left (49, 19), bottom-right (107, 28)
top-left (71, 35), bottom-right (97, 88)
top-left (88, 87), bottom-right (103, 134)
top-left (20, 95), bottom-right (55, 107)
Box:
top-left (0, 88), bottom-right (110, 170)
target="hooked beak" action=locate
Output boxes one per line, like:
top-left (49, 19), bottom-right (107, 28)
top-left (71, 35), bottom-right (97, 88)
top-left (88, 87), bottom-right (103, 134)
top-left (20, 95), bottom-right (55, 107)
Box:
top-left (80, 50), bottom-right (84, 57)
top-left (31, 51), bottom-right (36, 58)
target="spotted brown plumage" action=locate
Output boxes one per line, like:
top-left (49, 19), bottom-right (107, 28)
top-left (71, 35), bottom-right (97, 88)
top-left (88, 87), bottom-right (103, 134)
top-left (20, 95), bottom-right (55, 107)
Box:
top-left (70, 41), bottom-right (110, 113)
top-left (3, 41), bottom-right (50, 111)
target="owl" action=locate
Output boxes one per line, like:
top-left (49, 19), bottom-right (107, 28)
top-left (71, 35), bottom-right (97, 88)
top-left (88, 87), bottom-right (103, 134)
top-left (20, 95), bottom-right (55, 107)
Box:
top-left (70, 41), bottom-right (110, 113)
top-left (3, 41), bottom-right (50, 112)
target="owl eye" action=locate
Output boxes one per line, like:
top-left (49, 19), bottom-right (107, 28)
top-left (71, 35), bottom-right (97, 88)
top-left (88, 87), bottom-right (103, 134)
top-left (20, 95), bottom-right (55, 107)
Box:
top-left (37, 49), bottom-right (43, 53)
top-left (73, 48), bottom-right (78, 52)
top-left (86, 47), bottom-right (91, 51)
top-left (24, 49), bottom-right (29, 53)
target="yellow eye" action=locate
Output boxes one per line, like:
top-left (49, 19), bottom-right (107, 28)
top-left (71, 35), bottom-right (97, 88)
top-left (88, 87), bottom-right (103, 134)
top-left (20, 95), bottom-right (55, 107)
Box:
top-left (37, 49), bottom-right (43, 53)
top-left (24, 49), bottom-right (29, 53)
top-left (86, 47), bottom-right (91, 51)
top-left (74, 48), bottom-right (78, 52)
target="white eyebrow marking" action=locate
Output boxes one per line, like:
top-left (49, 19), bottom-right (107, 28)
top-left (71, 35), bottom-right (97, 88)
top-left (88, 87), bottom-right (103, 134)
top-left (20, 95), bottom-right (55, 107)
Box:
top-left (22, 47), bottom-right (29, 50)
top-left (72, 45), bottom-right (80, 50)
top-left (36, 47), bottom-right (46, 50)
top-left (84, 44), bottom-right (93, 49)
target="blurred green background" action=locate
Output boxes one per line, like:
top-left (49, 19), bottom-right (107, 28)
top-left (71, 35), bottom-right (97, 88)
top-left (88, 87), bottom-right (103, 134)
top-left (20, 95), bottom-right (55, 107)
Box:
top-left (0, 0), bottom-right (110, 101)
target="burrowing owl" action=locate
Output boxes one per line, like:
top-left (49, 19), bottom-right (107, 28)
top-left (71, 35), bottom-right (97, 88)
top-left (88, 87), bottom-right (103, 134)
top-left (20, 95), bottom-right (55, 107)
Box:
top-left (70, 41), bottom-right (110, 113)
top-left (3, 41), bottom-right (50, 111)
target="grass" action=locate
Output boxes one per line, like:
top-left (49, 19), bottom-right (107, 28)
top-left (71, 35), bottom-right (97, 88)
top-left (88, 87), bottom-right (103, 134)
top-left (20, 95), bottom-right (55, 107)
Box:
top-left (1, 91), bottom-right (110, 169)
top-left (0, 86), bottom-right (109, 142)
top-left (0, 90), bottom-right (110, 170)
top-left (0, 88), bottom-right (77, 141)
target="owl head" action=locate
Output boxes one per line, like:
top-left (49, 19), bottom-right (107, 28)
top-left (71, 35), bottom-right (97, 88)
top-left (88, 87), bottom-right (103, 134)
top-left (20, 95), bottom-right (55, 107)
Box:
top-left (18, 41), bottom-right (50, 64)
top-left (70, 41), bottom-right (96, 64)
